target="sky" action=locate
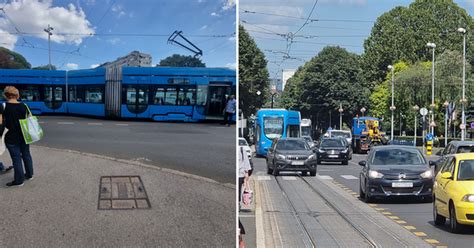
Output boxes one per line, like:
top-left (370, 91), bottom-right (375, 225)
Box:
top-left (0, 0), bottom-right (236, 70)
top-left (239, 0), bottom-right (474, 81)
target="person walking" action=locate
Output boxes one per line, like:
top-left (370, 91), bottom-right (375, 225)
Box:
top-left (223, 95), bottom-right (236, 126)
top-left (1, 86), bottom-right (34, 187)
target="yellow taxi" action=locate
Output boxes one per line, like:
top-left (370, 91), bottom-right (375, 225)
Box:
top-left (433, 153), bottom-right (474, 233)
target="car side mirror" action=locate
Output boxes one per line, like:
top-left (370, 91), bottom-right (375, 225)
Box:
top-left (429, 161), bottom-right (436, 167)
top-left (359, 161), bottom-right (366, 166)
top-left (441, 172), bottom-right (453, 179)
top-left (436, 150), bottom-right (443, 156)
top-left (268, 148), bottom-right (274, 153)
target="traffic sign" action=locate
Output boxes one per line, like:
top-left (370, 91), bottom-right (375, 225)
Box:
top-left (460, 123), bottom-right (466, 130)
top-left (471, 122), bottom-right (474, 129)
top-left (420, 108), bottom-right (428, 116)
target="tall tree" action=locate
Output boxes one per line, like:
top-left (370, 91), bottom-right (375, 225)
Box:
top-left (361, 0), bottom-right (474, 85)
top-left (280, 46), bottom-right (370, 129)
top-left (158, 54), bottom-right (205, 67)
top-left (239, 25), bottom-right (270, 117)
top-left (0, 47), bottom-right (31, 69)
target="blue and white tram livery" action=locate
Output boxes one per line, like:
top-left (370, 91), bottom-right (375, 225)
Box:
top-left (0, 66), bottom-right (236, 122)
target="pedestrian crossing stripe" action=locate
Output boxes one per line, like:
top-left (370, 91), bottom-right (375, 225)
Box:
top-left (413, 232), bottom-right (427, 237)
top-left (257, 176), bottom-right (271, 181)
top-left (341, 175), bottom-right (358, 180)
top-left (281, 176), bottom-right (297, 181)
top-left (424, 239), bottom-right (439, 244)
top-left (395, 220), bottom-right (407, 224)
top-left (317, 175), bottom-right (333, 180)
top-left (404, 225), bottom-right (416, 230)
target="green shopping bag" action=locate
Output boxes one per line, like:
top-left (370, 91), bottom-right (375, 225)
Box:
top-left (19, 104), bottom-right (44, 144)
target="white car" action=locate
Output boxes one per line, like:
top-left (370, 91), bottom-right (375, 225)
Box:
top-left (328, 130), bottom-right (352, 146)
top-left (239, 138), bottom-right (252, 159)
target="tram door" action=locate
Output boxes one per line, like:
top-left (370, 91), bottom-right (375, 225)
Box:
top-left (207, 85), bottom-right (231, 117)
top-left (44, 85), bottom-right (64, 111)
top-left (125, 85), bottom-right (149, 117)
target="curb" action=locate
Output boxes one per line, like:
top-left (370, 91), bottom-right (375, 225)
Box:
top-left (32, 145), bottom-right (236, 190)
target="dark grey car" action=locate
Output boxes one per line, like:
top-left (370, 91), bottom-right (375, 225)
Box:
top-left (359, 146), bottom-right (434, 203)
top-left (266, 138), bottom-right (317, 176)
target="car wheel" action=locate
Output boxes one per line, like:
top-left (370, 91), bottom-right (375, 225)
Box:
top-left (309, 170), bottom-right (316, 177)
top-left (433, 198), bottom-right (446, 226)
top-left (316, 159), bottom-right (320, 165)
top-left (449, 203), bottom-right (462, 233)
top-left (273, 168), bottom-right (280, 176)
top-left (342, 160), bottom-right (348, 165)
top-left (359, 183), bottom-right (365, 199)
top-left (267, 166), bottom-right (273, 175)
top-left (364, 184), bottom-right (372, 203)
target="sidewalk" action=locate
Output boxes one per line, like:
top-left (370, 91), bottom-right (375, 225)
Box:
top-left (0, 146), bottom-right (235, 247)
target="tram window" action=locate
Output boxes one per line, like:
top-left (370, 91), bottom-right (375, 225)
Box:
top-left (164, 87), bottom-right (177, 105)
top-left (85, 86), bottom-right (103, 103)
top-left (185, 87), bottom-right (196, 105)
top-left (196, 85), bottom-right (208, 106)
top-left (137, 88), bottom-right (148, 104)
top-left (54, 87), bottom-right (63, 101)
top-left (153, 87), bottom-right (165, 105)
top-left (44, 87), bottom-right (53, 102)
top-left (69, 85), bottom-right (85, 102)
top-left (126, 87), bottom-right (136, 105)
top-left (20, 86), bottom-right (40, 101)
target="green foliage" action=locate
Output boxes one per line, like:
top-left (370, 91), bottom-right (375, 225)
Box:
top-left (0, 47), bottom-right (31, 69)
top-left (158, 54), bottom-right (205, 67)
top-left (32, 65), bottom-right (57, 70)
top-left (239, 25), bottom-right (270, 117)
top-left (280, 46), bottom-right (370, 128)
top-left (361, 0), bottom-right (474, 84)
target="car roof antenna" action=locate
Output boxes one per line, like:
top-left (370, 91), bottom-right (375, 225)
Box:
top-left (167, 31), bottom-right (203, 58)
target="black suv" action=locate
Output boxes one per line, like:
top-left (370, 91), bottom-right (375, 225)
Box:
top-left (266, 137), bottom-right (317, 176)
top-left (316, 137), bottom-right (350, 165)
top-left (434, 141), bottom-right (474, 173)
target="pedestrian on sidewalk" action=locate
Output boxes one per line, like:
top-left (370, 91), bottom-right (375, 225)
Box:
top-left (239, 146), bottom-right (251, 206)
top-left (1, 86), bottom-right (34, 187)
top-left (223, 95), bottom-right (236, 126)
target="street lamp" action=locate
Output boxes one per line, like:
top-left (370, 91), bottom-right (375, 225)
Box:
top-left (443, 101), bottom-right (449, 147)
top-left (338, 104), bottom-right (343, 130)
top-left (360, 107), bottom-right (366, 117)
top-left (413, 105), bottom-right (420, 147)
top-left (43, 24), bottom-right (54, 70)
top-left (270, 91), bottom-right (278, 109)
top-left (458, 27), bottom-right (467, 140)
top-left (427, 42), bottom-right (436, 135)
top-left (388, 65), bottom-right (395, 141)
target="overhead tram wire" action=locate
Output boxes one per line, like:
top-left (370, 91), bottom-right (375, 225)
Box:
top-left (0, 8), bottom-right (35, 48)
top-left (0, 31), bottom-right (234, 38)
top-left (293, 0), bottom-right (319, 35)
top-left (241, 9), bottom-right (374, 23)
top-left (241, 20), bottom-right (370, 31)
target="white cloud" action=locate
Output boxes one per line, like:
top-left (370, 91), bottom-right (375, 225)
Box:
top-left (320, 0), bottom-right (366, 5)
top-left (199, 25), bottom-right (208, 30)
top-left (0, 0), bottom-right (94, 46)
top-left (0, 29), bottom-right (18, 49)
top-left (66, 63), bottom-right (79, 70)
top-left (222, 0), bottom-right (235, 10)
top-left (107, 37), bottom-right (120, 45)
top-left (211, 12), bottom-right (219, 17)
top-left (90, 64), bottom-right (99, 68)
top-left (111, 4), bottom-right (126, 18)
top-left (240, 5), bottom-right (303, 18)
top-left (226, 62), bottom-right (236, 69)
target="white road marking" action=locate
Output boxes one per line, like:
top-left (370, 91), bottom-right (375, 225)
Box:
top-left (239, 214), bottom-right (255, 218)
top-left (57, 122), bottom-right (74, 125)
top-left (281, 176), bottom-right (297, 181)
top-left (317, 175), bottom-right (333, 180)
top-left (116, 124), bottom-right (129, 126)
top-left (87, 123), bottom-right (103, 125)
top-left (341, 175), bottom-right (358, 180)
top-left (257, 176), bottom-right (271, 181)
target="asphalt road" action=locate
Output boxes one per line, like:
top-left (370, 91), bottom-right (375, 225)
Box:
top-left (35, 116), bottom-right (235, 184)
top-left (316, 152), bottom-right (474, 248)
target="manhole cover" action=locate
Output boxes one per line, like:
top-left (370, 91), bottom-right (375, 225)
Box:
top-left (98, 176), bottom-right (151, 210)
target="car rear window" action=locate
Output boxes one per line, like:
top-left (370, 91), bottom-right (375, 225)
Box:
top-left (321, 139), bottom-right (344, 147)
top-left (276, 140), bottom-right (309, 150)
top-left (239, 139), bottom-right (248, 146)
top-left (458, 160), bottom-right (474, 180)
top-left (457, 146), bottom-right (474, 153)
top-left (371, 149), bottom-right (425, 166)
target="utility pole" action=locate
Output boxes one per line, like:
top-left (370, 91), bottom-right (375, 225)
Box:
top-left (44, 24), bottom-right (53, 70)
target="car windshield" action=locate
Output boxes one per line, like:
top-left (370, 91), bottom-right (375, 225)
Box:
top-left (303, 137), bottom-right (313, 142)
top-left (371, 149), bottom-right (425, 166)
top-left (264, 117), bottom-right (283, 139)
top-left (239, 139), bottom-right (248, 146)
top-left (321, 139), bottom-right (344, 147)
top-left (457, 146), bottom-right (474, 153)
top-left (301, 126), bottom-right (311, 136)
top-left (458, 160), bottom-right (474, 180)
top-left (276, 140), bottom-right (309, 150)
top-left (331, 131), bottom-right (350, 138)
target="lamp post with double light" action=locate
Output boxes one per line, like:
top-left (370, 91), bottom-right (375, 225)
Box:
top-left (388, 65), bottom-right (395, 141)
top-left (427, 42), bottom-right (436, 135)
top-left (443, 101), bottom-right (449, 147)
top-left (458, 27), bottom-right (467, 140)
top-left (339, 104), bottom-right (343, 129)
top-left (413, 105), bottom-right (419, 147)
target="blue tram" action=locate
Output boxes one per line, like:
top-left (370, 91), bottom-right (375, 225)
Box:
top-left (0, 67), bottom-right (236, 122)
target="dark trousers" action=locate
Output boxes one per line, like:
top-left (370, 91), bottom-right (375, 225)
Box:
top-left (6, 141), bottom-right (33, 184)
top-left (238, 177), bottom-right (244, 202)
top-left (224, 112), bottom-right (233, 125)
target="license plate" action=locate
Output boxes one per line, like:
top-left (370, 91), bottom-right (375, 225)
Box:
top-left (392, 182), bottom-right (413, 188)
top-left (292, 161), bottom-right (304, 165)
top-left (328, 155), bottom-right (338, 158)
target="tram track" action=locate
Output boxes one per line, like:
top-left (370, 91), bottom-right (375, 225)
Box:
top-left (274, 175), bottom-right (378, 248)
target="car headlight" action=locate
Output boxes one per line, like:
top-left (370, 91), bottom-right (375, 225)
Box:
top-left (276, 154), bottom-right (286, 160)
top-left (318, 149), bottom-right (326, 153)
top-left (341, 148), bottom-right (348, 153)
top-left (420, 170), bottom-right (433, 179)
top-left (307, 154), bottom-right (317, 160)
top-left (462, 194), bottom-right (474, 202)
top-left (368, 170), bottom-right (384, 179)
